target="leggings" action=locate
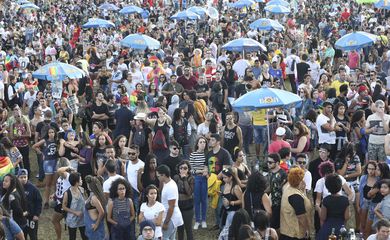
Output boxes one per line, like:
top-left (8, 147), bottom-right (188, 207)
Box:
top-left (178, 208), bottom-right (194, 240)
top-left (68, 226), bottom-right (87, 240)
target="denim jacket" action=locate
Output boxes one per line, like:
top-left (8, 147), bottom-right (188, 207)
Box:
top-left (359, 174), bottom-right (379, 208)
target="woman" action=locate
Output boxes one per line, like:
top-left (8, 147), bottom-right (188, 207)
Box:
top-left (84, 175), bottom-right (106, 240)
top-left (113, 135), bottom-right (130, 161)
top-left (74, 131), bottom-right (94, 190)
top-left (333, 102), bottom-right (350, 152)
top-left (94, 133), bottom-right (111, 177)
top-left (32, 127), bottom-right (58, 208)
top-left (62, 172), bottom-right (87, 240)
top-left (155, 96), bottom-right (168, 109)
top-left (129, 113), bottom-right (153, 162)
top-left (59, 98), bottom-right (74, 127)
top-left (232, 148), bottom-right (251, 189)
top-left (359, 161), bottom-right (379, 238)
top-left (107, 178), bottom-right (136, 240)
top-left (316, 173), bottom-right (350, 239)
top-left (351, 110), bottom-right (372, 164)
top-left (1, 174), bottom-right (27, 229)
top-left (242, 171), bottom-right (272, 221)
top-left (290, 121), bottom-right (310, 156)
top-left (297, 88), bottom-right (314, 120)
top-left (97, 66), bottom-right (111, 93)
top-left (62, 79), bottom-right (79, 119)
top-left (174, 160), bottom-right (195, 240)
top-left (59, 130), bottom-right (80, 169)
top-left (90, 122), bottom-right (112, 145)
top-left (0, 205), bottom-right (25, 240)
top-left (157, 74), bottom-right (168, 93)
top-left (253, 210), bottom-right (278, 240)
top-left (189, 137), bottom-right (209, 229)
top-left (260, 64), bottom-right (273, 87)
top-left (139, 185), bottom-right (165, 240)
top-left (280, 167), bottom-right (312, 240)
top-left (171, 108), bottom-right (191, 158)
top-left (146, 82), bottom-right (159, 107)
top-left (0, 137), bottom-right (22, 172)
top-left (138, 154), bottom-right (160, 199)
top-left (218, 208), bottom-right (251, 240)
top-left (221, 167), bottom-right (243, 228)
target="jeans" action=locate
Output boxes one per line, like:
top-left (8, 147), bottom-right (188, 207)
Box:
top-left (194, 176), bottom-right (207, 222)
top-left (215, 185), bottom-right (224, 228)
top-left (253, 125), bottom-right (267, 145)
top-left (178, 209), bottom-right (193, 240)
top-left (132, 188), bottom-right (140, 214)
top-left (239, 124), bottom-right (253, 154)
top-left (18, 145), bottom-right (30, 176)
top-left (111, 222), bottom-right (134, 240)
top-left (37, 153), bottom-right (44, 181)
top-left (162, 220), bottom-right (177, 240)
top-left (182, 144), bottom-right (191, 160)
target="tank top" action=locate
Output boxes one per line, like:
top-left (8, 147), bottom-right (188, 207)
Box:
top-left (223, 125), bottom-right (239, 155)
top-left (244, 191), bottom-right (265, 220)
top-left (113, 198), bottom-right (132, 226)
top-left (43, 139), bottom-right (58, 161)
top-left (222, 188), bottom-right (240, 212)
top-left (12, 123), bottom-right (29, 147)
top-left (153, 121), bottom-right (169, 146)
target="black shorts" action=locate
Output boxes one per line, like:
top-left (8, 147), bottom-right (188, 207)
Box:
top-left (271, 205), bottom-right (281, 229)
top-left (54, 203), bottom-right (65, 215)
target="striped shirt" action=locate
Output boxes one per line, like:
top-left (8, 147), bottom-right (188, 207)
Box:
top-left (189, 151), bottom-right (208, 174)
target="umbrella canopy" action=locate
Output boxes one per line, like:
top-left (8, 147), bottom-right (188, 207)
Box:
top-left (82, 18), bottom-right (115, 28)
top-left (264, 4), bottom-right (290, 14)
top-left (119, 5), bottom-right (144, 14)
top-left (232, 87), bottom-right (302, 111)
top-left (256, 0), bottom-right (266, 2)
top-left (170, 10), bottom-right (200, 20)
top-left (335, 31), bottom-right (378, 51)
top-left (120, 34), bottom-right (160, 50)
top-left (356, 0), bottom-right (379, 3)
top-left (222, 38), bottom-right (267, 52)
top-left (229, 0), bottom-right (256, 8)
top-left (187, 6), bottom-right (207, 16)
top-left (32, 62), bottom-right (85, 81)
top-left (266, 0), bottom-right (290, 7)
top-left (20, 3), bottom-right (39, 9)
top-left (249, 18), bottom-right (285, 31)
top-left (98, 3), bottom-right (119, 11)
top-left (206, 7), bottom-right (219, 19)
top-left (17, 0), bottom-right (30, 4)
top-left (374, 0), bottom-right (390, 9)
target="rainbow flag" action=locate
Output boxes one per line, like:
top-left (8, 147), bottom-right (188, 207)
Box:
top-left (0, 156), bottom-right (14, 181)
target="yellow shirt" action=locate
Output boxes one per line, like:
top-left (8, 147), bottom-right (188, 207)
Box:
top-left (252, 109), bottom-right (267, 126)
top-left (330, 80), bottom-right (348, 96)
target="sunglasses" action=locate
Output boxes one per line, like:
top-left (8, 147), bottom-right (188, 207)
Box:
top-left (172, 147), bottom-right (180, 150)
top-left (128, 152), bottom-right (137, 155)
top-left (297, 161), bottom-right (306, 165)
top-left (180, 166), bottom-right (188, 170)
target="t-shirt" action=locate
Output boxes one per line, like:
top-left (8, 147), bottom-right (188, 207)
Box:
top-left (335, 155), bottom-right (361, 182)
top-left (162, 156), bottom-right (182, 177)
top-left (268, 140), bottom-right (291, 154)
top-left (126, 160), bottom-right (145, 193)
top-left (269, 169), bottom-right (287, 206)
top-left (206, 147), bottom-right (232, 174)
top-left (366, 113), bottom-right (390, 145)
top-left (316, 113), bottom-right (336, 144)
top-left (314, 175), bottom-right (347, 199)
top-left (288, 194), bottom-right (306, 215)
top-left (322, 195), bottom-right (349, 219)
top-left (367, 234), bottom-right (390, 240)
top-left (91, 103), bottom-right (110, 128)
top-left (161, 179), bottom-right (183, 228)
top-left (140, 202), bottom-right (165, 238)
top-left (103, 175), bottom-right (125, 193)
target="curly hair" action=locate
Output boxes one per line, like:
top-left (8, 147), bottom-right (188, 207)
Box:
top-left (176, 160), bottom-right (192, 176)
top-left (319, 161), bottom-right (335, 177)
top-left (288, 167), bottom-right (305, 188)
top-left (325, 173), bottom-right (342, 194)
top-left (109, 178), bottom-right (133, 199)
top-left (246, 171), bottom-right (268, 193)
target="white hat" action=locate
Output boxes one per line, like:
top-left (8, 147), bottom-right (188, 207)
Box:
top-left (276, 127), bottom-right (286, 136)
top-left (134, 112), bottom-right (147, 120)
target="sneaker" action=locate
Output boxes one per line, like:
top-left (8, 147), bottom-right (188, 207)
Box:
top-left (201, 221), bottom-right (207, 229)
top-left (193, 222), bottom-right (200, 230)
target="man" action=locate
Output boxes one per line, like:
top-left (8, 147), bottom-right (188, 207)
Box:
top-left (252, 60), bottom-right (262, 80)
top-left (102, 159), bottom-right (125, 198)
top-left (157, 165), bottom-right (183, 240)
top-left (204, 59), bottom-right (217, 84)
top-left (8, 75), bottom-right (22, 108)
top-left (268, 127), bottom-right (291, 154)
top-left (91, 91), bottom-right (110, 128)
top-left (162, 141), bottom-right (182, 177)
top-left (221, 112), bottom-right (243, 157)
top-left (161, 75), bottom-right (184, 103)
top-left (296, 54), bottom-right (310, 85)
top-left (177, 66), bottom-right (197, 90)
top-left (110, 62), bottom-right (123, 93)
top-left (308, 53), bottom-right (320, 85)
top-left (138, 220), bottom-right (156, 240)
top-left (210, 71), bottom-right (229, 119)
top-left (194, 75), bottom-right (209, 103)
top-left (267, 153), bottom-right (287, 230)
top-left (308, 144), bottom-right (332, 191)
top-left (269, 59), bottom-right (283, 81)
top-left (278, 147), bottom-right (291, 173)
top-left (38, 97), bottom-right (52, 117)
top-left (367, 219), bottom-right (390, 240)
top-left (296, 153), bottom-right (312, 194)
top-left (330, 67), bottom-right (349, 96)
top-left (125, 144), bottom-right (145, 213)
top-left (316, 101), bottom-right (337, 159)
top-left (98, 145), bottom-right (123, 180)
top-left (18, 169), bottom-right (42, 240)
top-left (113, 96), bottom-right (134, 139)
top-left (23, 85), bottom-right (37, 111)
top-left (366, 100), bottom-right (390, 161)
top-left (285, 49), bottom-right (300, 93)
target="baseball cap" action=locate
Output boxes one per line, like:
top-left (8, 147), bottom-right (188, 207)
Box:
top-left (140, 220), bottom-right (156, 233)
top-left (276, 127), bottom-right (286, 136)
top-left (17, 169), bottom-right (28, 177)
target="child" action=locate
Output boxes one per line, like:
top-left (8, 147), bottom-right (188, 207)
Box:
top-left (374, 179), bottom-right (390, 222)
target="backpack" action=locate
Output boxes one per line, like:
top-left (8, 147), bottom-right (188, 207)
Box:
top-left (152, 129), bottom-right (168, 151)
top-left (132, 127), bottom-right (146, 147)
top-left (290, 59), bottom-right (296, 72)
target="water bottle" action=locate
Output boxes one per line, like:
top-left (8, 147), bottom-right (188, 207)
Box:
top-left (339, 225), bottom-right (348, 240)
top-left (349, 229), bottom-right (356, 240)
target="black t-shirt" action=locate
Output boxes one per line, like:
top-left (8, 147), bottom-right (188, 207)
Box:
top-left (308, 158), bottom-right (325, 190)
top-left (288, 194), bottom-right (306, 215)
top-left (206, 147), bottom-right (232, 174)
top-left (297, 62), bottom-right (310, 83)
top-left (194, 83), bottom-right (210, 102)
top-left (162, 155), bottom-right (182, 177)
top-left (235, 83), bottom-right (249, 98)
top-left (91, 103), bottom-right (110, 128)
top-left (322, 195), bottom-right (349, 219)
top-left (35, 120), bottom-right (60, 139)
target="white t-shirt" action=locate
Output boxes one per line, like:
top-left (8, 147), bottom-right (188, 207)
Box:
top-left (367, 233), bottom-right (390, 240)
top-left (366, 113), bottom-right (390, 145)
top-left (161, 179), bottom-right (183, 228)
top-left (140, 201), bottom-right (165, 238)
top-left (24, 91), bottom-right (37, 108)
top-left (126, 160), bottom-right (145, 193)
top-left (304, 170), bottom-right (312, 191)
top-left (103, 175), bottom-right (125, 193)
top-left (197, 123), bottom-right (209, 136)
top-left (314, 175), bottom-right (347, 199)
top-left (19, 56), bottom-right (30, 69)
top-left (316, 113), bottom-right (336, 144)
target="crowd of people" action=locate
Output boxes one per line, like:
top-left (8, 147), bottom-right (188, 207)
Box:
top-left (1, 0), bottom-right (390, 239)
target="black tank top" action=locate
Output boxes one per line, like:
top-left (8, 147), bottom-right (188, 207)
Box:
top-left (223, 125), bottom-right (239, 156)
top-left (44, 139), bottom-right (58, 160)
top-left (222, 188), bottom-right (240, 212)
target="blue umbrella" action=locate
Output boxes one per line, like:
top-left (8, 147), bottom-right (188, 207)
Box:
top-left (256, 0), bottom-right (266, 2)
top-left (264, 4), bottom-right (290, 14)
top-left (17, 0), bottom-right (30, 4)
top-left (120, 34), bottom-right (160, 50)
top-left (119, 5), bottom-right (144, 14)
top-left (222, 38), bottom-right (267, 52)
top-left (266, 0), bottom-right (290, 7)
top-left (82, 18), bottom-right (115, 29)
top-left (98, 3), bottom-right (119, 11)
top-left (187, 6), bottom-right (207, 16)
top-left (170, 10), bottom-right (200, 20)
top-left (141, 9), bottom-right (150, 19)
top-left (20, 3), bottom-right (40, 9)
top-left (249, 18), bottom-right (285, 31)
top-left (375, 0), bottom-right (390, 9)
top-left (32, 62), bottom-right (85, 81)
top-left (335, 31), bottom-right (378, 51)
top-left (229, 0), bottom-right (256, 8)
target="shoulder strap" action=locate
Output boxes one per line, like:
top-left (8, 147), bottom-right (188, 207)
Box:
top-left (66, 188), bottom-right (72, 209)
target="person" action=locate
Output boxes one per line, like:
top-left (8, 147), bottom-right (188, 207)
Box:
top-left (242, 171), bottom-right (272, 221)
top-left (113, 96), bottom-right (134, 139)
top-left (218, 208), bottom-right (252, 240)
top-left (268, 127), bottom-right (291, 154)
top-left (173, 161), bottom-right (194, 240)
top-left (83, 175), bottom-right (106, 240)
top-left (221, 112), bottom-right (243, 157)
top-left (0, 206), bottom-right (25, 240)
top-left (138, 153), bottom-right (160, 200)
top-left (316, 173), bottom-right (350, 239)
top-left (17, 169), bottom-right (42, 240)
top-left (156, 164), bottom-right (184, 240)
top-left (161, 141), bottom-right (182, 177)
top-left (102, 160), bottom-right (125, 199)
top-left (290, 121), bottom-right (310, 156)
top-left (232, 148), bottom-right (251, 189)
top-left (309, 144), bottom-right (332, 191)
top-left (170, 108), bottom-right (191, 158)
top-left (316, 101), bottom-right (337, 159)
top-left (91, 91), bottom-right (110, 129)
top-left (107, 178), bottom-right (136, 240)
top-left (129, 112), bottom-right (152, 161)
top-left (189, 137), bottom-right (209, 230)
top-left (138, 220), bottom-right (157, 240)
top-left (374, 179), bottom-right (390, 223)
top-left (62, 172), bottom-right (87, 240)
top-left (139, 185), bottom-right (165, 240)
top-left (367, 219), bottom-right (390, 240)
top-left (280, 167), bottom-right (312, 240)
top-left (267, 153), bottom-right (287, 230)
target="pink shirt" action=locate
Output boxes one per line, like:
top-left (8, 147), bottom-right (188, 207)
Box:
top-left (348, 52), bottom-right (359, 69)
top-left (268, 140), bottom-right (291, 154)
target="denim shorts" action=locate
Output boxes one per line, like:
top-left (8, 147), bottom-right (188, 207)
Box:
top-left (368, 201), bottom-right (379, 221)
top-left (43, 160), bottom-right (57, 175)
top-left (253, 125), bottom-right (267, 144)
top-left (361, 198), bottom-right (371, 210)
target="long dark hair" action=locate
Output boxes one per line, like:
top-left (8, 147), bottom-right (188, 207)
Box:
top-left (377, 162), bottom-right (390, 179)
top-left (143, 184), bottom-right (160, 204)
top-left (141, 153), bottom-right (158, 188)
top-left (1, 174), bottom-right (27, 211)
top-left (85, 175), bottom-right (107, 207)
top-left (228, 209), bottom-right (251, 240)
top-left (173, 107), bottom-right (184, 122)
top-left (246, 171), bottom-right (268, 194)
top-left (109, 178), bottom-right (133, 199)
